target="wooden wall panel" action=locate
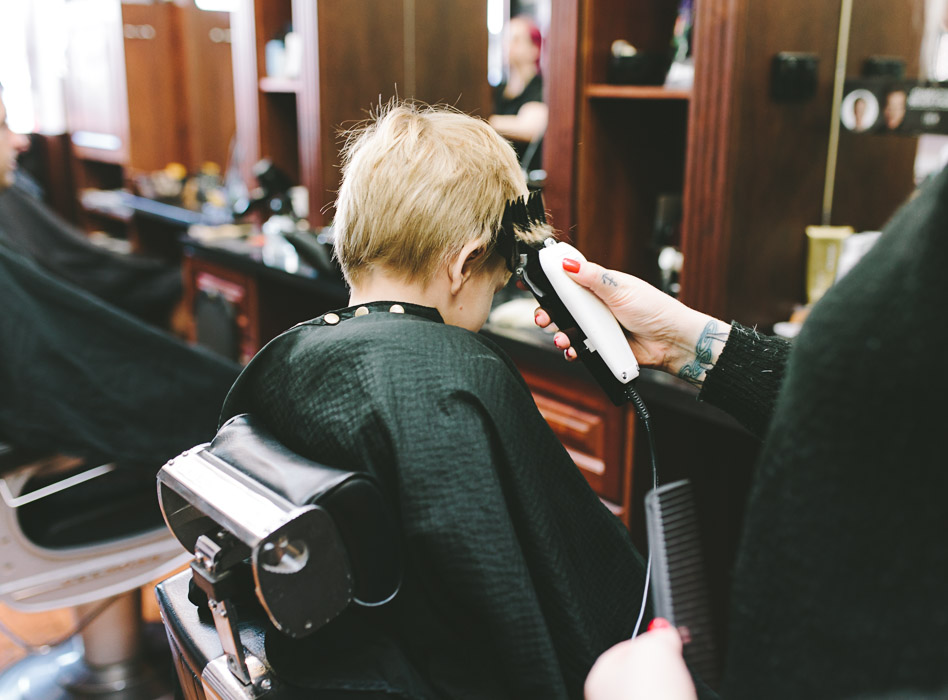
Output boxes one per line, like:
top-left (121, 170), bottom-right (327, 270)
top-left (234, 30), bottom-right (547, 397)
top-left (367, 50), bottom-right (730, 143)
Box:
top-left (678, 0), bottom-right (743, 319)
top-left (414, 0), bottom-right (491, 118)
top-left (682, 0), bottom-right (839, 326)
top-left (544, 0), bottom-right (580, 235)
top-left (179, 6), bottom-right (236, 172)
top-left (122, 3), bottom-right (189, 173)
top-left (722, 0), bottom-right (841, 327)
top-left (313, 0), bottom-right (406, 220)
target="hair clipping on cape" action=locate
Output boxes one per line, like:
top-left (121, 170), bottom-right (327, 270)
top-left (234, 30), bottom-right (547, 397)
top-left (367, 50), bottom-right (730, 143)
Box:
top-left (496, 190), bottom-right (547, 273)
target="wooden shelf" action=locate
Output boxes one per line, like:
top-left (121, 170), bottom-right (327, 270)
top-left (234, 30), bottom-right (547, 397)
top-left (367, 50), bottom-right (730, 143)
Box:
top-left (81, 203), bottom-right (133, 224)
top-left (258, 76), bottom-right (300, 94)
top-left (585, 84), bottom-right (691, 101)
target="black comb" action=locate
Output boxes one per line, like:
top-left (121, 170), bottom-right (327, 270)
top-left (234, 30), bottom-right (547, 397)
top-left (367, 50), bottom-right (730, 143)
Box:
top-left (644, 479), bottom-right (721, 691)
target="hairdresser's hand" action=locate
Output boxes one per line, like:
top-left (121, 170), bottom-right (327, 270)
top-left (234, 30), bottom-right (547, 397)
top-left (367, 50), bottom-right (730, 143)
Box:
top-left (585, 621), bottom-right (697, 700)
top-left (535, 259), bottom-right (731, 387)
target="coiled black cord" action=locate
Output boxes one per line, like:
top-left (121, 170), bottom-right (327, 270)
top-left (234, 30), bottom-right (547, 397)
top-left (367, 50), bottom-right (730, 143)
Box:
top-left (624, 384), bottom-right (659, 494)
top-left (624, 382), bottom-right (659, 637)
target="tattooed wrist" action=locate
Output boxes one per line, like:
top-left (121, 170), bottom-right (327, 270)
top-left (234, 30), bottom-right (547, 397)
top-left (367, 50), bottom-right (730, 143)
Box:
top-left (677, 321), bottom-right (730, 388)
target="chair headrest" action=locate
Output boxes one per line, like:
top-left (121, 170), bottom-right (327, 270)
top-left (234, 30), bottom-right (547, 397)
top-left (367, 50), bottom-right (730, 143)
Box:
top-left (157, 414), bottom-right (401, 638)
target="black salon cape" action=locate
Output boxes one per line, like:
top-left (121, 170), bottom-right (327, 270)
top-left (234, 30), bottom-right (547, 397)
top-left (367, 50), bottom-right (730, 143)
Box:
top-left (221, 302), bottom-right (647, 699)
top-left (0, 181), bottom-right (181, 326)
top-left (0, 241), bottom-right (239, 467)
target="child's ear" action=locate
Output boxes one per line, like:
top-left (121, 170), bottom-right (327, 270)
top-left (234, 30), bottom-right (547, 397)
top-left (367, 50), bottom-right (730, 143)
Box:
top-left (448, 239), bottom-right (487, 295)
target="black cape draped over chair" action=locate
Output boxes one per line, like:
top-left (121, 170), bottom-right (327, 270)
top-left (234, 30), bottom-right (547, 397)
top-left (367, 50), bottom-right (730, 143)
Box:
top-left (0, 181), bottom-right (182, 327)
top-left (0, 240), bottom-right (239, 468)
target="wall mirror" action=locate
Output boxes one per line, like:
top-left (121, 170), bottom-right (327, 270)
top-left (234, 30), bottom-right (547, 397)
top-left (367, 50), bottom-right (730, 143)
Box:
top-left (830, 0), bottom-right (946, 232)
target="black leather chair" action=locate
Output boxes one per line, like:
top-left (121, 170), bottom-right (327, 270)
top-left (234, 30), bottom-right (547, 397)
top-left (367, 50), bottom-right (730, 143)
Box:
top-left (154, 414), bottom-right (401, 699)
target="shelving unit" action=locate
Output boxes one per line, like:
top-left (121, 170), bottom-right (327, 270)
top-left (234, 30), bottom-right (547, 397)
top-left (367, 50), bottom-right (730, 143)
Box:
top-left (584, 84), bottom-right (690, 100)
top-left (570, 0), bottom-right (687, 292)
top-left (230, 0), bottom-right (490, 226)
top-left (558, 0), bottom-right (923, 328)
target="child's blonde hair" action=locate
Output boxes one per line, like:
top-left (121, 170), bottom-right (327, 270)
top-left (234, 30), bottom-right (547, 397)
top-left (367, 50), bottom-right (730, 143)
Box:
top-left (333, 101), bottom-right (548, 287)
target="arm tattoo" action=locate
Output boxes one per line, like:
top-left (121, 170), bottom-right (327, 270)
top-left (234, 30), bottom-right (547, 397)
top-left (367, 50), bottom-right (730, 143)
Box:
top-left (601, 273), bottom-right (618, 287)
top-left (677, 321), bottom-right (730, 388)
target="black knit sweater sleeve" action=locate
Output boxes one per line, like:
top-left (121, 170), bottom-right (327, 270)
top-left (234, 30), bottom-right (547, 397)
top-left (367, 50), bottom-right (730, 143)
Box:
top-left (697, 322), bottom-right (792, 439)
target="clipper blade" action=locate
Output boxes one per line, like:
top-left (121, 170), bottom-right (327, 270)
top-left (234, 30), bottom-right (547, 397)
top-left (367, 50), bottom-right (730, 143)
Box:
top-left (497, 190), bottom-right (547, 273)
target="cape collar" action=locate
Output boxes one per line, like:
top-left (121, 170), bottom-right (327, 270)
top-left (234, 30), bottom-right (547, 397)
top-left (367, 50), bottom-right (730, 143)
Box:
top-left (315, 301), bottom-right (444, 326)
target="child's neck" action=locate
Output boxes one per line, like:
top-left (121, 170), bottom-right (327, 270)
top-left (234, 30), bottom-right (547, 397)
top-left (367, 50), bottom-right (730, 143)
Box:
top-left (348, 268), bottom-right (446, 311)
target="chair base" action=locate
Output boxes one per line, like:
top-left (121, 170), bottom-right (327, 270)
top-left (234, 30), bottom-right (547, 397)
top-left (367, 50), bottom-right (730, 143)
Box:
top-left (0, 624), bottom-right (173, 699)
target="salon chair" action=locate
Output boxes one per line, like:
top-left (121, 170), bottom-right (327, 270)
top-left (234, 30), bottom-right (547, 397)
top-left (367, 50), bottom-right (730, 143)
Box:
top-left (0, 443), bottom-right (193, 699)
top-left (153, 414), bottom-right (401, 699)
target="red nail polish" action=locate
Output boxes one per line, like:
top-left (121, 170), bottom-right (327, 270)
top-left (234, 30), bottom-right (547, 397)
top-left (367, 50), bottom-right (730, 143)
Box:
top-left (562, 258), bottom-right (581, 273)
top-left (553, 335), bottom-right (564, 349)
top-left (648, 617), bottom-right (671, 632)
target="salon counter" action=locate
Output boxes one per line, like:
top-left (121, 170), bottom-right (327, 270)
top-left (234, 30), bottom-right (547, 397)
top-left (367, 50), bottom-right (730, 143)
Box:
top-left (482, 320), bottom-right (747, 431)
top-left (180, 233), bottom-right (347, 364)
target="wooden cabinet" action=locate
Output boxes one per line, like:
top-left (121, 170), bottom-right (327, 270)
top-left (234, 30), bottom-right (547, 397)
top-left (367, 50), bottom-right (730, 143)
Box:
top-left (180, 241), bottom-right (347, 365)
top-left (178, 6), bottom-right (238, 174)
top-left (183, 257), bottom-right (261, 365)
top-left (230, 0), bottom-right (490, 226)
top-left (62, 0), bottom-right (235, 176)
top-left (521, 366), bottom-right (634, 523)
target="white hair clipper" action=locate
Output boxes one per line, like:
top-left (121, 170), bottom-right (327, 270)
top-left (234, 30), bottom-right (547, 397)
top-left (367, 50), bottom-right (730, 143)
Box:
top-left (497, 193), bottom-right (639, 405)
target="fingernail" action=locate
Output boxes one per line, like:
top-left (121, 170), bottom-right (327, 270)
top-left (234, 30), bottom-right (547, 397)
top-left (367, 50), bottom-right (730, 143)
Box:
top-left (647, 618), bottom-right (671, 632)
top-left (562, 258), bottom-right (581, 273)
top-left (553, 334), bottom-right (565, 349)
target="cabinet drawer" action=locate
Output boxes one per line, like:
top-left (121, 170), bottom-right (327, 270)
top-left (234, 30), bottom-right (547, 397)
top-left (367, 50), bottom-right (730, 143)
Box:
top-left (533, 393), bottom-right (607, 479)
top-left (520, 368), bottom-right (631, 508)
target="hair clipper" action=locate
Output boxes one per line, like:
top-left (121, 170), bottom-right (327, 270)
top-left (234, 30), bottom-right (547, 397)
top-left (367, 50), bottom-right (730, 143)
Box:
top-left (497, 193), bottom-right (639, 405)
